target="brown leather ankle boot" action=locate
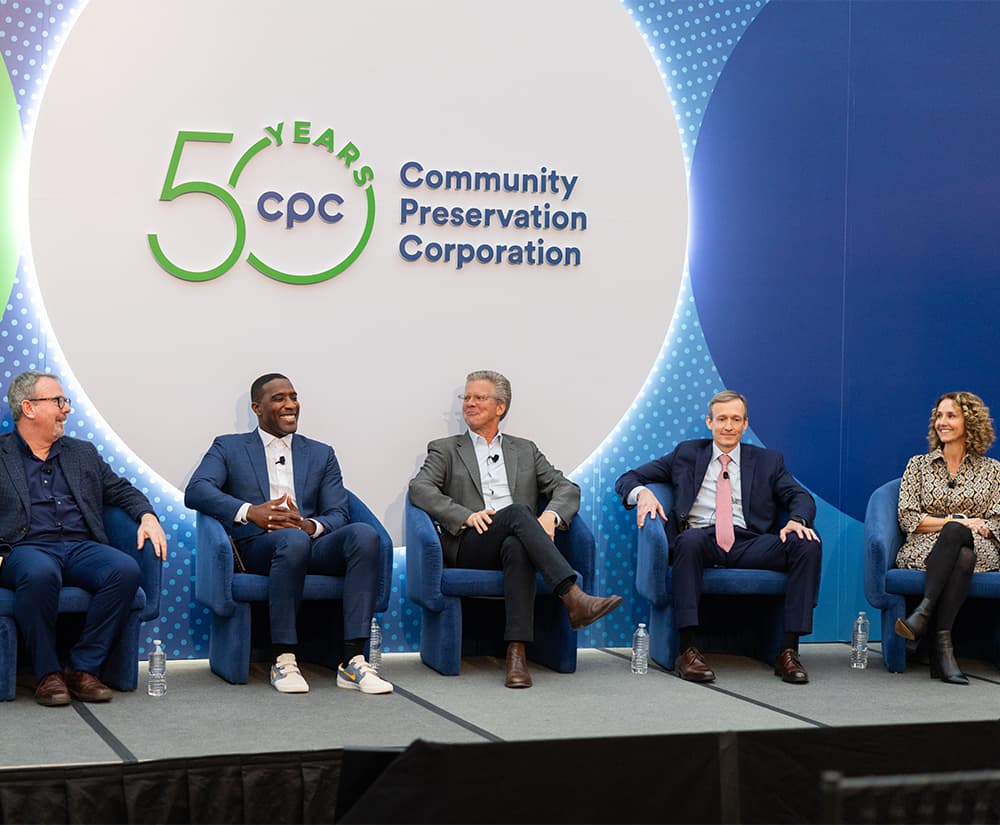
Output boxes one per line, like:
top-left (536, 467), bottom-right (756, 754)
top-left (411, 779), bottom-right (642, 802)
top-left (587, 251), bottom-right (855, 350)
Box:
top-left (504, 642), bottom-right (532, 688)
top-left (559, 584), bottom-right (623, 630)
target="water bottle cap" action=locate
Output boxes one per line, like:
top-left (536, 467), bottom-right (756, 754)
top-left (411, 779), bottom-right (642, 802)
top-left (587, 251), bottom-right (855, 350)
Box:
top-left (638, 623), bottom-right (646, 628)
top-left (153, 639), bottom-right (162, 645)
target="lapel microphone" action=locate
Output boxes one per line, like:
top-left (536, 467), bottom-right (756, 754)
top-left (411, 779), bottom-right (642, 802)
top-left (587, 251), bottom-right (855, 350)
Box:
top-left (722, 471), bottom-right (730, 479)
top-left (947, 479), bottom-right (956, 488)
top-left (488, 454), bottom-right (500, 463)
top-left (276, 456), bottom-right (286, 465)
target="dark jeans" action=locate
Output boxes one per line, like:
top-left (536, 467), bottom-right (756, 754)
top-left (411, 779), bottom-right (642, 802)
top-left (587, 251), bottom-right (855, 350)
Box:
top-left (671, 525), bottom-right (822, 634)
top-left (239, 522), bottom-right (380, 644)
top-left (456, 503), bottom-right (575, 642)
top-left (0, 540), bottom-right (141, 680)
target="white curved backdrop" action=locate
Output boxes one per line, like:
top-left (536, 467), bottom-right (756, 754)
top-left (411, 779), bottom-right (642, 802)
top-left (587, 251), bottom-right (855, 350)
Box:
top-left (27, 0), bottom-right (687, 540)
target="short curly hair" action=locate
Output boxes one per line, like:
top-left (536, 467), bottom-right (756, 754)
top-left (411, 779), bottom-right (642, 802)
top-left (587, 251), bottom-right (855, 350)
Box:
top-left (927, 391), bottom-right (995, 456)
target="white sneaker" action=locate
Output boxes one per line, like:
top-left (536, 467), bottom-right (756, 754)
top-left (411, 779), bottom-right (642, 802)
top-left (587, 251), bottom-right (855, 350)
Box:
top-left (337, 655), bottom-right (394, 694)
top-left (270, 653), bottom-right (309, 693)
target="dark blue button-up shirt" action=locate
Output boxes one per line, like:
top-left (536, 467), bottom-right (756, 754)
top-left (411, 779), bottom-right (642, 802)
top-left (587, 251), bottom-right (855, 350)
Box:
top-left (15, 432), bottom-right (91, 543)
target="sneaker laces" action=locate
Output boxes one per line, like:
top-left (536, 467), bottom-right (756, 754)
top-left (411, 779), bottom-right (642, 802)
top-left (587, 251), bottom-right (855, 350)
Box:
top-left (275, 661), bottom-right (302, 676)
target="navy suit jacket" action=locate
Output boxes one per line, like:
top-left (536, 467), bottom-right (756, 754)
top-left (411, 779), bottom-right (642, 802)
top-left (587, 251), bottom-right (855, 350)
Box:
top-left (184, 430), bottom-right (349, 543)
top-left (0, 432), bottom-right (155, 548)
top-left (614, 439), bottom-right (815, 547)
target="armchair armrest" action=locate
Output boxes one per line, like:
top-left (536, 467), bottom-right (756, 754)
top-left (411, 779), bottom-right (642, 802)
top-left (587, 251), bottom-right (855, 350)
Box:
top-left (863, 478), bottom-right (904, 609)
top-left (635, 483), bottom-right (673, 605)
top-left (103, 505), bottom-right (162, 622)
top-left (194, 513), bottom-right (237, 617)
top-left (346, 490), bottom-right (393, 613)
top-left (405, 495), bottom-right (446, 611)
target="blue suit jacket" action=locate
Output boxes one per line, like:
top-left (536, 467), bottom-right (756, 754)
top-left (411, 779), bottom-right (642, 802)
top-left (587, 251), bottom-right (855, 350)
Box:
top-left (184, 430), bottom-right (350, 543)
top-left (0, 432), bottom-right (155, 548)
top-left (614, 439), bottom-right (815, 547)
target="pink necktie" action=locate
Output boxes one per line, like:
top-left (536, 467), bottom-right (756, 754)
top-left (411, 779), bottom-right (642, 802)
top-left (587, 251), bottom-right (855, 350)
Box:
top-left (716, 454), bottom-right (735, 552)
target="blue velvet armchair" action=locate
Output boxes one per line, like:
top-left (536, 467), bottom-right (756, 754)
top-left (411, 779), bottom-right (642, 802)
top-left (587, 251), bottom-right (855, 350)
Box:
top-left (864, 477), bottom-right (1000, 672)
top-left (404, 494), bottom-right (596, 676)
top-left (0, 506), bottom-right (163, 701)
top-left (193, 489), bottom-right (392, 684)
top-left (636, 482), bottom-right (790, 670)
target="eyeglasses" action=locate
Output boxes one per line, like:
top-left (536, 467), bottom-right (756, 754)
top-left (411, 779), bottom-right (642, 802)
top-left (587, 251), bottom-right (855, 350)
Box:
top-left (29, 396), bottom-right (71, 410)
top-left (458, 394), bottom-right (496, 404)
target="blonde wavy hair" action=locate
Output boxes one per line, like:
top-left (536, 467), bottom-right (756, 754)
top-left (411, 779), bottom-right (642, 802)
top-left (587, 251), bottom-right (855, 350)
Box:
top-left (927, 391), bottom-right (995, 455)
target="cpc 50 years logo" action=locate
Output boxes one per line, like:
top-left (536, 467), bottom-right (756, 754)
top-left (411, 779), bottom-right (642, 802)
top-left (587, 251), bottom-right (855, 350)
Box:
top-left (147, 120), bottom-right (375, 285)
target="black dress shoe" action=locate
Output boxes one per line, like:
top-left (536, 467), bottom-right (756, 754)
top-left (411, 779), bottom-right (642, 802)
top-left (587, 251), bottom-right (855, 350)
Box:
top-left (774, 648), bottom-right (809, 684)
top-left (504, 642), bottom-right (532, 689)
top-left (674, 647), bottom-right (716, 682)
top-left (35, 672), bottom-right (71, 707)
top-left (64, 670), bottom-right (113, 702)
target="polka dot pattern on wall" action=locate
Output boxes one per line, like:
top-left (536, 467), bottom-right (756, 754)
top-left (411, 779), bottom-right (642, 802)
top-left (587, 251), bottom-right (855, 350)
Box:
top-left (1, 0), bottom-right (804, 657)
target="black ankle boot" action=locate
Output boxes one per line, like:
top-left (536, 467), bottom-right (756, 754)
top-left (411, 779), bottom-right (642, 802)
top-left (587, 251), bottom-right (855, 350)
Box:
top-left (932, 630), bottom-right (968, 685)
top-left (895, 598), bottom-right (934, 641)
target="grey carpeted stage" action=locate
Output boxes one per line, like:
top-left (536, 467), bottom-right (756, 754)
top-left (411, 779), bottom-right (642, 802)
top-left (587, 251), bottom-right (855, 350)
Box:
top-left (1, 642), bottom-right (997, 770)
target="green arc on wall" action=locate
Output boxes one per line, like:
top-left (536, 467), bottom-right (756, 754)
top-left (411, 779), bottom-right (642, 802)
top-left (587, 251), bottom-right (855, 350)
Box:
top-left (0, 60), bottom-right (20, 321)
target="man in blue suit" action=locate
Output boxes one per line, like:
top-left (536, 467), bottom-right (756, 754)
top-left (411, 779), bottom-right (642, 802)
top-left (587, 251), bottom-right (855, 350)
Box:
top-left (185, 373), bottom-right (392, 695)
top-left (615, 390), bottom-right (821, 684)
top-left (0, 371), bottom-right (167, 706)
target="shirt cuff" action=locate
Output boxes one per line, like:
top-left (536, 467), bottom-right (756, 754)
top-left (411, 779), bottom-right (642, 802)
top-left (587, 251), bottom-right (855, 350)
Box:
top-left (543, 509), bottom-right (561, 527)
top-left (310, 519), bottom-right (325, 538)
top-left (236, 502), bottom-right (251, 525)
top-left (626, 486), bottom-right (647, 507)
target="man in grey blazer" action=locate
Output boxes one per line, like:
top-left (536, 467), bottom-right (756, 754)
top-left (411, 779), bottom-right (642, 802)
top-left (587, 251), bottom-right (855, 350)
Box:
top-left (0, 371), bottom-right (167, 706)
top-left (409, 370), bottom-right (622, 688)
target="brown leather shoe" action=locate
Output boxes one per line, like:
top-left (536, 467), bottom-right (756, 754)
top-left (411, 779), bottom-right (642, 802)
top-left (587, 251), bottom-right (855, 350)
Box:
top-left (64, 670), bottom-right (113, 702)
top-left (774, 648), bottom-right (809, 684)
top-left (674, 647), bottom-right (716, 682)
top-left (504, 642), bottom-right (533, 689)
top-left (560, 584), bottom-right (623, 630)
top-left (35, 672), bottom-right (71, 707)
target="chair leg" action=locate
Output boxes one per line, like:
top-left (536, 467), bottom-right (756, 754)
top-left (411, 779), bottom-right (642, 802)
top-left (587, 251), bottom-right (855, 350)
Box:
top-left (419, 599), bottom-right (463, 676)
top-left (209, 604), bottom-right (252, 684)
top-left (881, 601), bottom-right (908, 673)
top-left (0, 617), bottom-right (17, 700)
top-left (526, 595), bottom-right (577, 674)
top-left (100, 608), bottom-right (142, 691)
top-left (648, 604), bottom-right (676, 670)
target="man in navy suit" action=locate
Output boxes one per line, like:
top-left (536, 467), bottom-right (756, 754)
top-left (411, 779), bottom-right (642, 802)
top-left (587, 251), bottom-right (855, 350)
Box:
top-left (615, 390), bottom-right (821, 684)
top-left (185, 373), bottom-right (392, 695)
top-left (0, 371), bottom-right (167, 706)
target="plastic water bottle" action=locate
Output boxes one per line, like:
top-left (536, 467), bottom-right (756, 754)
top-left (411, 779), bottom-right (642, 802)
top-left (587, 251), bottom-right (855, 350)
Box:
top-left (850, 611), bottom-right (870, 670)
top-left (631, 623), bottom-right (649, 674)
top-left (369, 617), bottom-right (382, 673)
top-left (147, 639), bottom-right (166, 696)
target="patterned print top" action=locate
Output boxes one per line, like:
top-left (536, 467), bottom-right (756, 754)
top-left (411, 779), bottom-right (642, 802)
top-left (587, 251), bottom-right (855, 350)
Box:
top-left (896, 449), bottom-right (1000, 572)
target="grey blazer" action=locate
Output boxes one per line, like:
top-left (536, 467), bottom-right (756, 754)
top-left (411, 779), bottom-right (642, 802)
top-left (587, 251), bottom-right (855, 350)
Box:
top-left (0, 432), bottom-right (155, 548)
top-left (408, 432), bottom-right (580, 566)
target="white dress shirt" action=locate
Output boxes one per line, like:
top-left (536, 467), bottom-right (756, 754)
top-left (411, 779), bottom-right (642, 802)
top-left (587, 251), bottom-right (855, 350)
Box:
top-left (235, 430), bottom-right (324, 537)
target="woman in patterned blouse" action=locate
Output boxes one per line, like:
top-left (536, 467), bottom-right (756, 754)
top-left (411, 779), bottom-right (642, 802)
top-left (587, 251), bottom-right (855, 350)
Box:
top-left (895, 391), bottom-right (1000, 685)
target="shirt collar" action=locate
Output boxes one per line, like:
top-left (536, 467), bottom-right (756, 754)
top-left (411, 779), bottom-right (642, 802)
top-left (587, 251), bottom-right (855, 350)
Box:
top-left (712, 442), bottom-right (741, 466)
top-left (468, 429), bottom-right (502, 450)
top-left (14, 428), bottom-right (63, 459)
top-left (257, 428), bottom-right (293, 450)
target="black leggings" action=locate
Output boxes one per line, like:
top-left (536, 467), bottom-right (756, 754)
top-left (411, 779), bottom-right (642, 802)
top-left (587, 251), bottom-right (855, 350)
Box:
top-left (923, 521), bottom-right (977, 631)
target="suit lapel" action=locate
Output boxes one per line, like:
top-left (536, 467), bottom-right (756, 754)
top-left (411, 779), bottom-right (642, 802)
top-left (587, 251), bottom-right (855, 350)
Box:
top-left (694, 442), bottom-right (713, 493)
top-left (0, 436), bottom-right (31, 516)
top-left (245, 431), bottom-right (271, 501)
top-left (740, 444), bottom-right (755, 513)
top-left (456, 434), bottom-right (482, 495)
top-left (292, 434), bottom-right (308, 506)
top-left (501, 436), bottom-right (518, 497)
